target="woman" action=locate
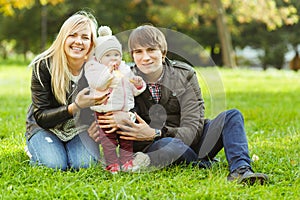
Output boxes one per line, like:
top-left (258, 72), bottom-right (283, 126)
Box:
top-left (89, 25), bottom-right (268, 185)
top-left (25, 11), bottom-right (109, 170)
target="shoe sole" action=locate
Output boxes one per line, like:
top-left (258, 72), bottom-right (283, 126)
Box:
top-left (239, 173), bottom-right (269, 185)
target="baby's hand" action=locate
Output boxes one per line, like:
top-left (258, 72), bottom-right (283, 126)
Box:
top-left (107, 61), bottom-right (119, 72)
top-left (130, 76), bottom-right (143, 89)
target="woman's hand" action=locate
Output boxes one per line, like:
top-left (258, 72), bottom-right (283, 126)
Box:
top-left (117, 113), bottom-right (155, 141)
top-left (75, 87), bottom-right (110, 109)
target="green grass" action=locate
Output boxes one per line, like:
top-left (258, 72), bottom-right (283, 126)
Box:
top-left (0, 64), bottom-right (299, 199)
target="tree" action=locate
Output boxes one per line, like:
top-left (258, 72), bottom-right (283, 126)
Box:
top-left (0, 0), bottom-right (299, 68)
top-left (0, 0), bottom-right (65, 58)
top-left (0, 0), bottom-right (150, 59)
top-left (0, 1), bottom-right (68, 59)
top-left (282, 0), bottom-right (300, 56)
top-left (233, 0), bottom-right (300, 69)
top-left (142, 0), bottom-right (298, 67)
top-left (211, 0), bottom-right (236, 68)
top-left (0, 0), bottom-right (64, 16)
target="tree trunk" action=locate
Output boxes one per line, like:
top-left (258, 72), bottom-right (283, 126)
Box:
top-left (210, 0), bottom-right (236, 68)
top-left (41, 5), bottom-right (47, 51)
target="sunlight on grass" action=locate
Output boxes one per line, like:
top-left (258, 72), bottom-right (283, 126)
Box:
top-left (0, 65), bottom-right (299, 199)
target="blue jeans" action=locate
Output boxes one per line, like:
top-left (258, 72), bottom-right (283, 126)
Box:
top-left (26, 129), bottom-right (100, 171)
top-left (146, 109), bottom-right (251, 172)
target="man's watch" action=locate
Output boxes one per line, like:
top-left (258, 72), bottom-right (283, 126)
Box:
top-left (153, 129), bottom-right (162, 140)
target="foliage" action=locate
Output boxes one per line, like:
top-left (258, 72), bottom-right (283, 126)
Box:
top-left (230, 0), bottom-right (298, 31)
top-left (0, 0), bottom-right (300, 69)
top-left (282, 0), bottom-right (300, 50)
top-left (0, 2), bottom-right (69, 59)
top-left (234, 22), bottom-right (289, 69)
top-left (259, 42), bottom-right (288, 70)
top-left (0, 64), bottom-right (299, 199)
top-left (145, 0), bottom-right (298, 30)
top-left (0, 0), bottom-right (64, 16)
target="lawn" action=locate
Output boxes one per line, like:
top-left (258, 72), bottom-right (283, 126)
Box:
top-left (0, 64), bottom-right (299, 199)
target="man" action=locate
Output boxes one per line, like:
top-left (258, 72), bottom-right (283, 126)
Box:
top-left (89, 25), bottom-right (269, 185)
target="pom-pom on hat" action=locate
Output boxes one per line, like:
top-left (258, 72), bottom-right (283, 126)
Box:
top-left (94, 26), bottom-right (122, 61)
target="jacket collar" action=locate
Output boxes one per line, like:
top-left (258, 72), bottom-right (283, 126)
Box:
top-left (132, 58), bottom-right (177, 105)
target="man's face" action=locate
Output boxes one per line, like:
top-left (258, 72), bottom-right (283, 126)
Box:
top-left (132, 46), bottom-right (163, 75)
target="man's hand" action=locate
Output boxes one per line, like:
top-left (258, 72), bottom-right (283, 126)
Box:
top-left (117, 113), bottom-right (155, 141)
top-left (87, 121), bottom-right (101, 143)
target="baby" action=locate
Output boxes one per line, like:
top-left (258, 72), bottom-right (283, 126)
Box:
top-left (85, 26), bottom-right (146, 174)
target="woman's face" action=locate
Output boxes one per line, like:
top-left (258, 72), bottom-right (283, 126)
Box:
top-left (132, 46), bottom-right (163, 76)
top-left (64, 25), bottom-right (92, 64)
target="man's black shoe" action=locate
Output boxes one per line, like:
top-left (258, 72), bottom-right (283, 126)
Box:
top-left (227, 166), bottom-right (269, 185)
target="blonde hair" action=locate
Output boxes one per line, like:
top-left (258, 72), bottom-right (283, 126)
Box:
top-left (29, 10), bottom-right (98, 105)
top-left (128, 25), bottom-right (167, 60)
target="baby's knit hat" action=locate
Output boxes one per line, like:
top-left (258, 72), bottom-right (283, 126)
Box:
top-left (94, 26), bottom-right (122, 60)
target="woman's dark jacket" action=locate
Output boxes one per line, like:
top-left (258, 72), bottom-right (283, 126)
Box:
top-left (25, 60), bottom-right (94, 140)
